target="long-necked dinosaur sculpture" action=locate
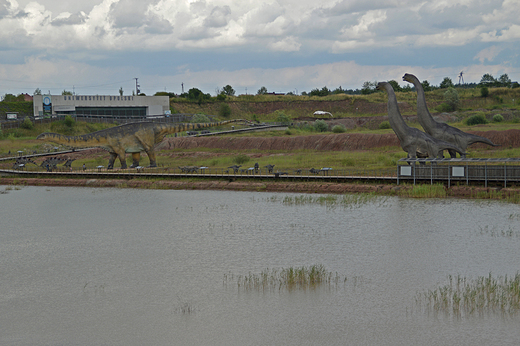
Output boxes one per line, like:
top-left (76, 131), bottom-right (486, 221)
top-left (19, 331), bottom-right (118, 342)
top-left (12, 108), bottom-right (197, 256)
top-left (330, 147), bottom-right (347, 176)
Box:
top-left (377, 81), bottom-right (466, 159)
top-left (37, 120), bottom-right (241, 169)
top-left (403, 73), bottom-right (497, 157)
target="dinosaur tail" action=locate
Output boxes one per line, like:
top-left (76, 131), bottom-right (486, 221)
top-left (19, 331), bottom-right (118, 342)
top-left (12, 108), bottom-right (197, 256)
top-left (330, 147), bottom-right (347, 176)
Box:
top-left (468, 134), bottom-right (499, 147)
top-left (36, 132), bottom-right (101, 148)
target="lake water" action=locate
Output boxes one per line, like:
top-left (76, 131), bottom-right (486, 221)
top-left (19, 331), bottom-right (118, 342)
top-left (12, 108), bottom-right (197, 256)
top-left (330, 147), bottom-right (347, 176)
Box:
top-left (1, 185), bottom-right (519, 345)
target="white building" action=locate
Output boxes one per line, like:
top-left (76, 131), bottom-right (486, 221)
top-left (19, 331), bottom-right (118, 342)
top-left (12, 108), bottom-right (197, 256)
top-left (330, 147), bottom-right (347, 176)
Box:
top-left (33, 94), bottom-right (170, 118)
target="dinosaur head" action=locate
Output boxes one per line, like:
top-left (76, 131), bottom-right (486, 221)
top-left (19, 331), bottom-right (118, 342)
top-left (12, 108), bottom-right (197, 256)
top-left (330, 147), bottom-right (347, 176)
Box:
top-left (375, 82), bottom-right (388, 91)
top-left (402, 73), bottom-right (417, 84)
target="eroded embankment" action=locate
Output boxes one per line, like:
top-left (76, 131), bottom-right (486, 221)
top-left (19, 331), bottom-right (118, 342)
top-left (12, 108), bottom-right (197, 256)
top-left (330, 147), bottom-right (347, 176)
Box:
top-left (157, 129), bottom-right (520, 152)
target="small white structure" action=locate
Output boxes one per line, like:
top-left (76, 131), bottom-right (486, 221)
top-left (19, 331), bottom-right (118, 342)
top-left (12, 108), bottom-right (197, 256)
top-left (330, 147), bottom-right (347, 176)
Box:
top-left (313, 111), bottom-right (333, 118)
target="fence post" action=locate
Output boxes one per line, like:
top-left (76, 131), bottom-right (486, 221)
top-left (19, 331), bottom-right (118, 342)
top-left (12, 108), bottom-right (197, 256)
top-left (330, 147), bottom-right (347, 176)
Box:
top-left (485, 162), bottom-right (488, 188)
top-left (504, 162), bottom-right (507, 188)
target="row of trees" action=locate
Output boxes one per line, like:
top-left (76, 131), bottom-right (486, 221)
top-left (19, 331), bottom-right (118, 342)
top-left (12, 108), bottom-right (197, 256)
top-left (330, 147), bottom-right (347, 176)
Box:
top-left (360, 73), bottom-right (517, 95)
top-left (1, 73), bottom-right (517, 103)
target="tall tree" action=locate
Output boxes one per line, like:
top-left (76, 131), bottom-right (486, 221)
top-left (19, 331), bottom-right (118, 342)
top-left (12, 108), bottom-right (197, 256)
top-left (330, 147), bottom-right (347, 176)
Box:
top-left (479, 73), bottom-right (497, 86)
top-left (498, 74), bottom-right (512, 88)
top-left (257, 86), bottom-right (268, 95)
top-left (439, 77), bottom-right (454, 89)
top-left (222, 85), bottom-right (235, 96)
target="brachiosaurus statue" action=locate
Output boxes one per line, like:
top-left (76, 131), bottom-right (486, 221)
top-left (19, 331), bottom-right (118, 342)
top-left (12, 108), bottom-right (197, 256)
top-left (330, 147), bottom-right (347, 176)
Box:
top-left (37, 120), bottom-right (241, 169)
top-left (403, 73), bottom-right (497, 157)
top-left (376, 81), bottom-right (465, 159)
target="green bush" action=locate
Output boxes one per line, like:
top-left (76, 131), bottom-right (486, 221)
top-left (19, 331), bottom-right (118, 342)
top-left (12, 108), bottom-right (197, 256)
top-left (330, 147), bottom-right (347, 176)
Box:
top-left (443, 87), bottom-right (459, 111)
top-left (233, 154), bottom-right (250, 165)
top-left (435, 103), bottom-right (454, 113)
top-left (492, 114), bottom-right (504, 123)
top-left (218, 103), bottom-right (231, 118)
top-left (379, 120), bottom-right (391, 130)
top-left (480, 86), bottom-right (489, 97)
top-left (20, 117), bottom-right (34, 130)
top-left (332, 124), bottom-right (346, 133)
top-left (276, 111), bottom-right (291, 125)
top-left (64, 115), bottom-right (75, 127)
top-left (191, 113), bottom-right (210, 123)
top-left (313, 119), bottom-right (328, 132)
top-left (466, 114), bottom-right (488, 126)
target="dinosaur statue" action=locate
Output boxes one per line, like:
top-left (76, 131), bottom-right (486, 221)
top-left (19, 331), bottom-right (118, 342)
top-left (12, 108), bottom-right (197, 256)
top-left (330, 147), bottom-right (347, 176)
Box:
top-left (376, 81), bottom-right (466, 159)
top-left (12, 157), bottom-right (36, 170)
top-left (40, 157), bottom-right (68, 170)
top-left (37, 120), bottom-right (241, 169)
top-left (403, 73), bottom-right (497, 157)
top-left (227, 165), bottom-right (241, 173)
top-left (264, 164), bottom-right (275, 173)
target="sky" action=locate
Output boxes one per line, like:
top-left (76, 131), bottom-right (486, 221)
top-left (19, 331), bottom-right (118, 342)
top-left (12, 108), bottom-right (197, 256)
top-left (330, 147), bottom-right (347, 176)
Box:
top-left (0, 0), bottom-right (519, 97)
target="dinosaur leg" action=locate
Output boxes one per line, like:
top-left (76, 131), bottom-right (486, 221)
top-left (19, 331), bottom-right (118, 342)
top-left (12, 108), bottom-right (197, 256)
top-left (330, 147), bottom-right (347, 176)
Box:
top-left (130, 153), bottom-right (141, 168)
top-left (119, 155), bottom-right (128, 169)
top-left (145, 149), bottom-right (157, 167)
top-left (107, 152), bottom-right (117, 169)
top-left (448, 149), bottom-right (457, 158)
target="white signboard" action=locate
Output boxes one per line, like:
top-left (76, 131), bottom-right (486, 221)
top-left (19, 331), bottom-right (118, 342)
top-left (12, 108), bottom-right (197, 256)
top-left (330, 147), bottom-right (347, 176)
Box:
top-left (452, 166), bottom-right (465, 177)
top-left (400, 166), bottom-right (412, 176)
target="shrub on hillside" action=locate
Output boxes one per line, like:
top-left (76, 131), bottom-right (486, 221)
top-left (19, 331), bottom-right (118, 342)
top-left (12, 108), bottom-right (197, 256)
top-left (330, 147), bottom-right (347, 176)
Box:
top-left (276, 111), bottom-right (291, 125)
top-left (191, 113), bottom-right (211, 123)
top-left (443, 87), bottom-right (459, 111)
top-left (64, 115), bottom-right (75, 127)
top-left (379, 121), bottom-right (391, 130)
top-left (332, 124), bottom-right (346, 133)
top-left (480, 86), bottom-right (489, 98)
top-left (492, 114), bottom-right (504, 123)
top-left (314, 119), bottom-right (328, 132)
top-left (218, 104), bottom-right (231, 118)
top-left (466, 114), bottom-right (488, 126)
top-left (233, 154), bottom-right (250, 165)
top-left (20, 117), bottom-right (34, 130)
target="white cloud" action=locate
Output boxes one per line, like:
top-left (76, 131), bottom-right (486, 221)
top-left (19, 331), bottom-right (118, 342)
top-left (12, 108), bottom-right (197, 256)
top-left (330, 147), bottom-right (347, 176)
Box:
top-left (0, 0), bottom-right (518, 97)
top-left (474, 45), bottom-right (503, 63)
top-left (269, 36), bottom-right (301, 52)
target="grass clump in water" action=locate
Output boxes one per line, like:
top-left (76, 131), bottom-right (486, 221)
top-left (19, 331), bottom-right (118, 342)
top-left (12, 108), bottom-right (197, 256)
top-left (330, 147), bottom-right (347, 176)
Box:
top-left (416, 273), bottom-right (520, 316)
top-left (225, 265), bottom-right (346, 292)
top-left (272, 193), bottom-right (386, 209)
top-left (398, 184), bottom-right (447, 198)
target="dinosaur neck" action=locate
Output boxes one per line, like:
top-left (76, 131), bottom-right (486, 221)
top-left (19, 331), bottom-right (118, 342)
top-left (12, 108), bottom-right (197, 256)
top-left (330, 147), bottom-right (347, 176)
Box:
top-left (383, 84), bottom-right (409, 140)
top-left (412, 77), bottom-right (436, 129)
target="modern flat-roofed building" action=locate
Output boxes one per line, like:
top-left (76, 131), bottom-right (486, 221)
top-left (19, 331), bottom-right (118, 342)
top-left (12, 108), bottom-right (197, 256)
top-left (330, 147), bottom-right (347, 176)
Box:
top-left (33, 94), bottom-right (170, 118)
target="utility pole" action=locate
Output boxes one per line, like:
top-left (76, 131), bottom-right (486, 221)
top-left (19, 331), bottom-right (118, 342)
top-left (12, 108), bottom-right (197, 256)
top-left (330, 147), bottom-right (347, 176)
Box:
top-left (134, 78), bottom-right (140, 95)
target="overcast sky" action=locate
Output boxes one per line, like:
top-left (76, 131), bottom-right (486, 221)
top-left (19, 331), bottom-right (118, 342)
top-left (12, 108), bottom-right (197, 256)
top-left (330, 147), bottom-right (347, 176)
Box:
top-left (1, 0), bottom-right (519, 97)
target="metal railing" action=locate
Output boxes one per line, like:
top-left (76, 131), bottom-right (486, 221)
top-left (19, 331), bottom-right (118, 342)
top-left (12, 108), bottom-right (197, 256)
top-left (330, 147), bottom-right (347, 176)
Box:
top-left (397, 158), bottom-right (520, 187)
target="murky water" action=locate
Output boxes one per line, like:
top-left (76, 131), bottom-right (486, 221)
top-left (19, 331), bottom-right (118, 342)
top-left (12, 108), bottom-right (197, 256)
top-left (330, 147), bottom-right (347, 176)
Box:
top-left (1, 186), bottom-right (519, 345)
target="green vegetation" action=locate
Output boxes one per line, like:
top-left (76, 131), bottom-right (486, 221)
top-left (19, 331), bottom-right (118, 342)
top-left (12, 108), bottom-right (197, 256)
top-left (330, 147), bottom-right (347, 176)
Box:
top-left (219, 103), bottom-right (231, 118)
top-left (191, 113), bottom-right (211, 123)
top-left (225, 264), bottom-right (346, 291)
top-left (266, 193), bottom-right (386, 209)
top-left (379, 120), bottom-right (391, 130)
top-left (492, 114), bottom-right (504, 122)
top-left (20, 117), bottom-right (34, 130)
top-left (232, 154), bottom-right (250, 165)
top-left (416, 273), bottom-right (520, 316)
top-left (466, 113), bottom-right (488, 126)
top-left (332, 124), bottom-right (346, 133)
top-left (313, 119), bottom-right (328, 132)
top-left (397, 184), bottom-right (447, 198)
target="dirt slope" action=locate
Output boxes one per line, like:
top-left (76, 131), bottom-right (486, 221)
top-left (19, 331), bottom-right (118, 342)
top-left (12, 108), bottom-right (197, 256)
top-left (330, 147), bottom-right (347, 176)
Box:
top-left (157, 129), bottom-right (519, 152)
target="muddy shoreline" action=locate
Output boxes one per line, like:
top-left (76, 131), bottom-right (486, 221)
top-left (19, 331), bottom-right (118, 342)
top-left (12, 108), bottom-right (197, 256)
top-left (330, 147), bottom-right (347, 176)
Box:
top-left (2, 177), bottom-right (518, 200)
